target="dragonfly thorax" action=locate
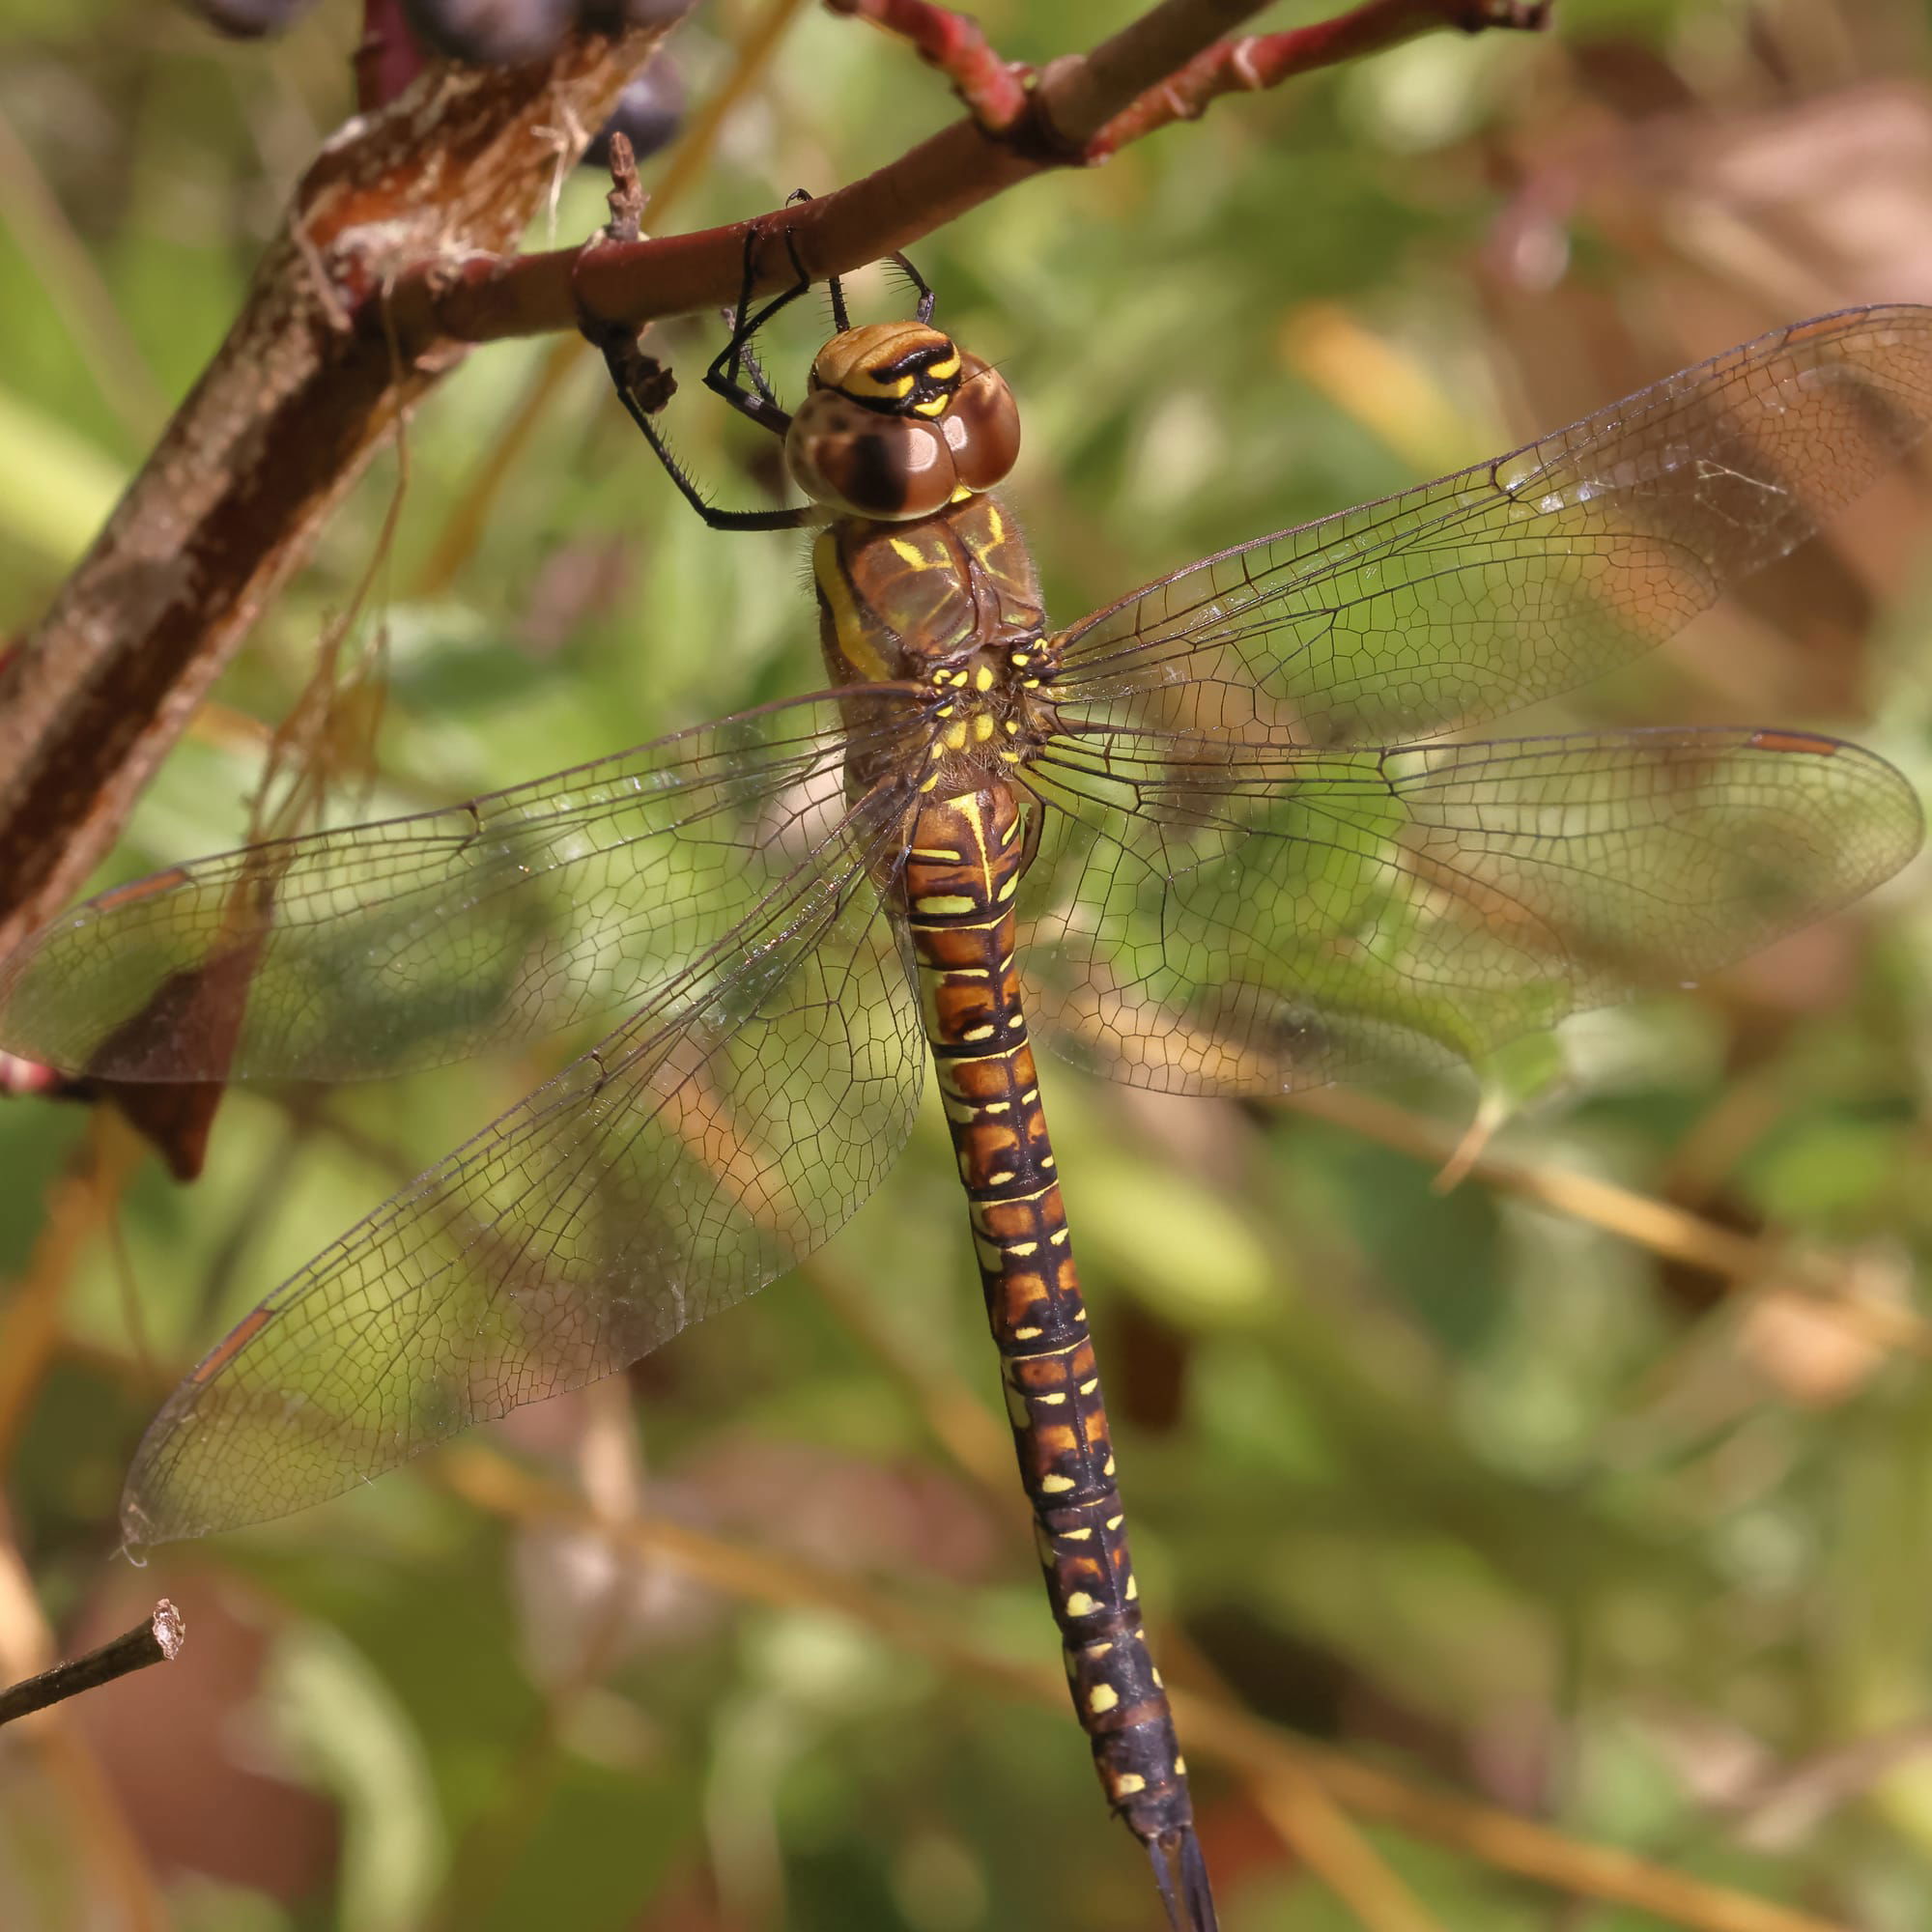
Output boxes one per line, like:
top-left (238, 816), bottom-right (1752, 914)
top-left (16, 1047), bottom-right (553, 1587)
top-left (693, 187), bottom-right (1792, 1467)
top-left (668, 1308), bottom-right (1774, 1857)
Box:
top-left (785, 322), bottom-right (1020, 521)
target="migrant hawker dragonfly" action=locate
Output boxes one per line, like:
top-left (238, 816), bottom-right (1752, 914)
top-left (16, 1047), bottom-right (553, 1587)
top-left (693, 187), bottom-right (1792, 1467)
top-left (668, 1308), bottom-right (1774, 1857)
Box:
top-left (3, 293), bottom-right (1928, 1930)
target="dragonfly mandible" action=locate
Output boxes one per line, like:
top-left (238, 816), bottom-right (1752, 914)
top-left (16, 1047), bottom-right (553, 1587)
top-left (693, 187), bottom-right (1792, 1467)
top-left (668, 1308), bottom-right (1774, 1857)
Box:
top-left (3, 283), bottom-right (1929, 1931)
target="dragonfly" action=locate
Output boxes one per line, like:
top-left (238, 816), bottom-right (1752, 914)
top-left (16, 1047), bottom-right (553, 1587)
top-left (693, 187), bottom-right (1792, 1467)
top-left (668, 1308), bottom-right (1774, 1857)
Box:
top-left (2, 282), bottom-right (1928, 1932)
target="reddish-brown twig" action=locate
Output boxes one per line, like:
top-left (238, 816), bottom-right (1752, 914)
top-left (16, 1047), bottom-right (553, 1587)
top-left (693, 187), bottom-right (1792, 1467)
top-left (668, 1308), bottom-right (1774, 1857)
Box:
top-left (0, 1602), bottom-right (185, 1726)
top-left (825, 0), bottom-right (1032, 133)
top-left (1087, 0), bottom-right (1552, 158)
top-left (412, 0), bottom-right (1547, 351)
top-left (354, 0), bottom-right (434, 112)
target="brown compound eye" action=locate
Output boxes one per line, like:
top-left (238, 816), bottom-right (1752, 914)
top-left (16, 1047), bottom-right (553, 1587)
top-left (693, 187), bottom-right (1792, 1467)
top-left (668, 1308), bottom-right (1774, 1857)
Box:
top-left (941, 355), bottom-right (1021, 493)
top-left (785, 388), bottom-right (958, 521)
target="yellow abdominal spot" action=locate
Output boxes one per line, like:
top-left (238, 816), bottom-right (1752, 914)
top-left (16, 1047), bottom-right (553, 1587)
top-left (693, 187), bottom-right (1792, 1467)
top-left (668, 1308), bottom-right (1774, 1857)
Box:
top-left (1040, 1475), bottom-right (1076, 1495)
top-left (914, 895), bottom-right (976, 915)
top-left (1088, 1684), bottom-right (1119, 1714)
top-left (1114, 1774), bottom-right (1147, 1797)
top-left (1064, 1591), bottom-right (1098, 1615)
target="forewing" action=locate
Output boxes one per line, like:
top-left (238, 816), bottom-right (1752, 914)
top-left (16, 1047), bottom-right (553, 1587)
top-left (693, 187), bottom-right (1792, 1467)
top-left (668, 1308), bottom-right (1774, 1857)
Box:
top-left (1051, 307), bottom-right (1932, 746)
top-left (0, 691), bottom-right (920, 1084)
top-left (121, 781), bottom-right (924, 1545)
top-left (1018, 727), bottom-right (1921, 1094)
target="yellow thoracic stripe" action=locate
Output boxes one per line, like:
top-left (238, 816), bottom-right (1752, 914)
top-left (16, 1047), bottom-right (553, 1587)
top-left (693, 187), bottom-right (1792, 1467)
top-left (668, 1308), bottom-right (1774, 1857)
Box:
top-left (812, 527), bottom-right (893, 681)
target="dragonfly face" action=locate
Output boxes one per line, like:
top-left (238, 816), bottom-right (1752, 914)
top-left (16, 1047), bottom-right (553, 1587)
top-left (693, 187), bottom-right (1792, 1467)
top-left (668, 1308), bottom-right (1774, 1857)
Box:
top-left (784, 320), bottom-right (1020, 520)
top-left (3, 293), bottom-right (1929, 1932)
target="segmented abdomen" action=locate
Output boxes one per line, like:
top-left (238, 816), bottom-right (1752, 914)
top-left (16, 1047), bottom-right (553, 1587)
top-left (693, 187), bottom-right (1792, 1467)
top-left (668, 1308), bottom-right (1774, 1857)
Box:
top-left (903, 781), bottom-right (1195, 1846)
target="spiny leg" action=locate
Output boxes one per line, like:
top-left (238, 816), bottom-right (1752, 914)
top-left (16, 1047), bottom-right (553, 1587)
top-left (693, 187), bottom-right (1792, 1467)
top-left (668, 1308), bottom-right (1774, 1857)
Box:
top-left (703, 204), bottom-right (816, 435)
top-left (588, 214), bottom-right (815, 533)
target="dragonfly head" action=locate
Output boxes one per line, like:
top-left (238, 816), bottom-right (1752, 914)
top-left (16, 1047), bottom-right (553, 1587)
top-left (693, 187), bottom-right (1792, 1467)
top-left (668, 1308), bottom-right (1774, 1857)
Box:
top-left (785, 322), bottom-right (1020, 522)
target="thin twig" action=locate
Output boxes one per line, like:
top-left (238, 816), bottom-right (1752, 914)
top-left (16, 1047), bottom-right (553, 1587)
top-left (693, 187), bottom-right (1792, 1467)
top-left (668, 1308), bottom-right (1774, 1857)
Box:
top-left (0, 1602), bottom-right (185, 1726)
top-left (825, 0), bottom-right (1032, 132)
top-left (402, 0), bottom-right (1547, 349)
top-left (354, 0), bottom-right (433, 113)
top-left (1287, 1085), bottom-right (1932, 1362)
top-left (1086, 0), bottom-right (1552, 157)
top-left (0, 105), bottom-right (168, 442)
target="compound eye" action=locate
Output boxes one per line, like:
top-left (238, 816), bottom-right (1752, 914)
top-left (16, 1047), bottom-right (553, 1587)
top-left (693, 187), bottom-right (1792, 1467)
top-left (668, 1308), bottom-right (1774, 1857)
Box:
top-left (942, 355), bottom-right (1021, 492)
top-left (785, 389), bottom-right (957, 520)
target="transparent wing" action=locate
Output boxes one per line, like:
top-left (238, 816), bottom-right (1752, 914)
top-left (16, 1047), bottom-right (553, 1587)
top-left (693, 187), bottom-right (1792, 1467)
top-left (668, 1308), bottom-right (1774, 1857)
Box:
top-left (1018, 725), bottom-right (1921, 1094)
top-left (1051, 307), bottom-right (1932, 746)
top-left (0, 690), bottom-right (922, 1084)
top-left (121, 779), bottom-right (924, 1546)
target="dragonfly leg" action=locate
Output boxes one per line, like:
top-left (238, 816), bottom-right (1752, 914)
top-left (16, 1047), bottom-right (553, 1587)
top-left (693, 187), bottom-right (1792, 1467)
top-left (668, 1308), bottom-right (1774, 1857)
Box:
top-left (884, 245), bottom-right (937, 326)
top-left (595, 333), bottom-right (814, 532)
top-left (702, 197), bottom-right (817, 435)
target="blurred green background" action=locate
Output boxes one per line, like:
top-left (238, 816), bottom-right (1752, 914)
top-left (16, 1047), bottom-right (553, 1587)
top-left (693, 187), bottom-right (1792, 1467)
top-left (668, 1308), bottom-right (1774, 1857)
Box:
top-left (6, 1), bottom-right (1932, 1926)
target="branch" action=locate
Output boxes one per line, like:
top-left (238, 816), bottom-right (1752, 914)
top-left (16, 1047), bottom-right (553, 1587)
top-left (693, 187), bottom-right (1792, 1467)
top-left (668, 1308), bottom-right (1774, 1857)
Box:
top-left (0, 18), bottom-right (683, 960)
top-left (824, 1), bottom-right (1031, 132)
top-left (0, 1602), bottom-right (185, 1725)
top-left (0, 0), bottom-right (1545, 970)
top-left (1085, 0), bottom-right (1552, 158)
top-left (390, 0), bottom-right (1548, 350)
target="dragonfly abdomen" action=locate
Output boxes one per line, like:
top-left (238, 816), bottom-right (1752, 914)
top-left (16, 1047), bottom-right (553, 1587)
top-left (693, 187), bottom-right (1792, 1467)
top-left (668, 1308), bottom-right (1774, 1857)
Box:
top-left (903, 781), bottom-right (1202, 1869)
